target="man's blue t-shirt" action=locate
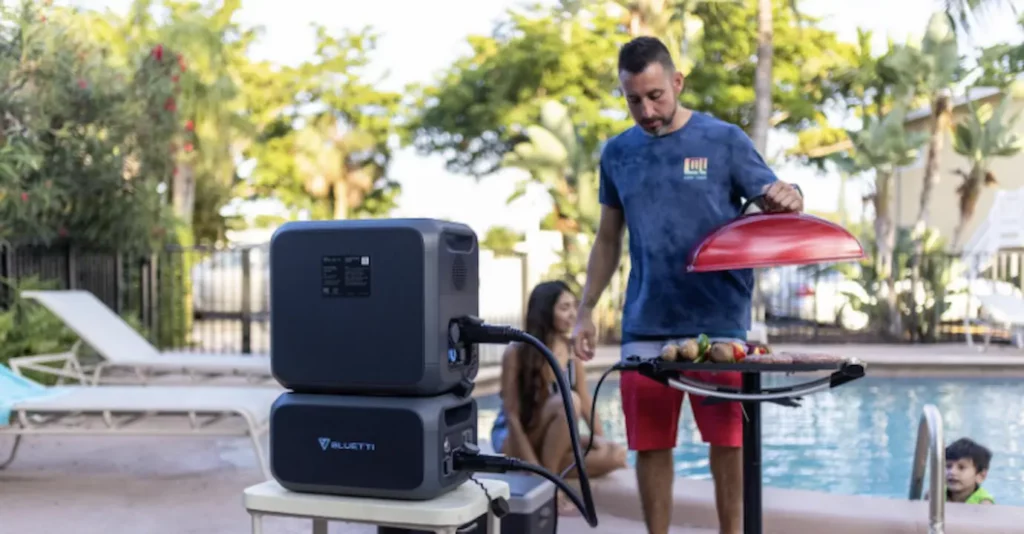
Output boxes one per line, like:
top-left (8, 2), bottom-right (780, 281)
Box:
top-left (599, 111), bottom-right (779, 342)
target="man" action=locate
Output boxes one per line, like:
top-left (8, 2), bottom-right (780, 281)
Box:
top-left (571, 36), bottom-right (803, 534)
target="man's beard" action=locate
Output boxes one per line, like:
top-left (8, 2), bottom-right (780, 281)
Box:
top-left (643, 105), bottom-right (679, 137)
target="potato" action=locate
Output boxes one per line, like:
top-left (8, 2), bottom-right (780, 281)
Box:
top-left (709, 343), bottom-right (735, 363)
top-left (678, 339), bottom-right (700, 361)
top-left (660, 343), bottom-right (680, 361)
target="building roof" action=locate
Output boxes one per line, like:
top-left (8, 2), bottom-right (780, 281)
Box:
top-left (904, 86), bottom-right (1004, 123)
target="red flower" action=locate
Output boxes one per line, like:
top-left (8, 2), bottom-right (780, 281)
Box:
top-left (185, 120), bottom-right (194, 131)
top-left (20, 192), bottom-right (28, 202)
top-left (152, 44), bottom-right (164, 61)
top-left (183, 143), bottom-right (194, 153)
top-left (77, 79), bottom-right (87, 89)
top-left (171, 75), bottom-right (180, 83)
top-left (164, 96), bottom-right (176, 112)
top-left (177, 54), bottom-right (186, 72)
top-left (39, 15), bottom-right (46, 22)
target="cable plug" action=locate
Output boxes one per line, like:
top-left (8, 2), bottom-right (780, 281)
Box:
top-left (449, 316), bottom-right (521, 345)
top-left (452, 444), bottom-right (517, 474)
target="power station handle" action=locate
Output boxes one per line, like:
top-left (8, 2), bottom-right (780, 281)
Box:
top-left (444, 232), bottom-right (477, 253)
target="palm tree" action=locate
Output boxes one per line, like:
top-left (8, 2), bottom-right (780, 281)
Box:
top-left (294, 117), bottom-right (387, 221)
top-left (893, 13), bottom-right (961, 235)
top-left (502, 100), bottom-right (598, 286)
top-left (949, 96), bottom-right (1024, 249)
top-left (941, 0), bottom-right (1019, 34)
top-left (845, 106), bottom-right (929, 335)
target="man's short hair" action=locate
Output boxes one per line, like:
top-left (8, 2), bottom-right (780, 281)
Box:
top-left (618, 36), bottom-right (676, 75)
top-left (946, 437), bottom-right (993, 472)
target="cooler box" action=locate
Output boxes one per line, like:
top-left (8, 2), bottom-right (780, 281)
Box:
top-left (377, 472), bottom-right (556, 534)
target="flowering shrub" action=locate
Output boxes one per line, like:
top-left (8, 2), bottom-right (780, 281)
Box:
top-left (0, 3), bottom-right (190, 252)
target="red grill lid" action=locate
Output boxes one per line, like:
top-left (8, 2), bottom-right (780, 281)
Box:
top-left (686, 212), bottom-right (866, 273)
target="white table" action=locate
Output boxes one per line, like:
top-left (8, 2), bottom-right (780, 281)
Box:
top-left (243, 479), bottom-right (511, 534)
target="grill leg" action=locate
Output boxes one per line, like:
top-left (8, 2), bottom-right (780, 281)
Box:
top-left (741, 372), bottom-right (763, 534)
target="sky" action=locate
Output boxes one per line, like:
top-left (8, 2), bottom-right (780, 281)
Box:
top-left (68, 0), bottom-right (1024, 237)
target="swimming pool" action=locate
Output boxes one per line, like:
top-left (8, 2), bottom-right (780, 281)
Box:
top-left (476, 375), bottom-right (1024, 506)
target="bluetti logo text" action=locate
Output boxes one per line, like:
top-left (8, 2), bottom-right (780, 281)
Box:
top-left (317, 437), bottom-right (376, 452)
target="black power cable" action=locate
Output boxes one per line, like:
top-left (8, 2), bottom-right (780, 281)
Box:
top-left (559, 365), bottom-right (620, 479)
top-left (450, 316), bottom-right (600, 528)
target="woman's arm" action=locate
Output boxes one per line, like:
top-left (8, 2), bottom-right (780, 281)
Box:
top-left (500, 344), bottom-right (540, 464)
top-left (572, 357), bottom-right (603, 437)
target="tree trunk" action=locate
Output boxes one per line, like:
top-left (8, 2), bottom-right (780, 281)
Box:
top-left (907, 92), bottom-right (950, 340)
top-left (332, 180), bottom-right (348, 220)
top-left (873, 171), bottom-right (901, 337)
top-left (170, 163), bottom-right (196, 224)
top-left (751, 0), bottom-right (773, 156)
top-left (915, 93), bottom-right (951, 234)
top-left (951, 165), bottom-right (985, 251)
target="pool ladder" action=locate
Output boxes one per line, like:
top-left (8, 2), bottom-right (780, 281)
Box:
top-left (908, 404), bottom-right (945, 534)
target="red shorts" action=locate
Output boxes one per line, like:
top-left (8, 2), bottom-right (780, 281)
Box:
top-left (619, 341), bottom-right (744, 450)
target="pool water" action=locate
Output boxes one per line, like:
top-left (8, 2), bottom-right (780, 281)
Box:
top-left (476, 375), bottom-right (1024, 506)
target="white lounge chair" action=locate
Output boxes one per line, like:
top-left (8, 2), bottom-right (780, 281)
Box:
top-left (0, 354), bottom-right (276, 478)
top-left (976, 294), bottom-right (1024, 350)
top-left (20, 290), bottom-right (275, 386)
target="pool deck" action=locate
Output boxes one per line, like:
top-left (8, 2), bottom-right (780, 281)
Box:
top-left (5, 341), bottom-right (1024, 533)
top-left (0, 434), bottom-right (710, 533)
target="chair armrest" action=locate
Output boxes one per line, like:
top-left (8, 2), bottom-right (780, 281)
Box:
top-left (8, 341), bottom-right (88, 384)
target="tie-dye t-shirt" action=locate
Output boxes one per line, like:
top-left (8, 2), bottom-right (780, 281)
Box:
top-left (598, 111), bottom-right (779, 342)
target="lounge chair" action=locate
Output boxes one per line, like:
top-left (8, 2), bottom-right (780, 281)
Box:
top-left (19, 290), bottom-right (275, 386)
top-left (0, 353), bottom-right (276, 478)
top-left (976, 294), bottom-right (1024, 350)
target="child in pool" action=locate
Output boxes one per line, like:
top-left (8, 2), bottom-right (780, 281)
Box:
top-left (945, 437), bottom-right (995, 505)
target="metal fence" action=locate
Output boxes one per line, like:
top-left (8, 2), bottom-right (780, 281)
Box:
top-left (0, 242), bottom-right (528, 366)
top-left (756, 249), bottom-right (1024, 344)
top-left (3, 242), bottom-right (1023, 364)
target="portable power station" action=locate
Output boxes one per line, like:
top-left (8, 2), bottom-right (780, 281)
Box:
top-left (269, 218), bottom-right (480, 396)
top-left (269, 391), bottom-right (478, 500)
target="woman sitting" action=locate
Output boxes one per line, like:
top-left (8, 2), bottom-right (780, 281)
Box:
top-left (490, 280), bottom-right (627, 488)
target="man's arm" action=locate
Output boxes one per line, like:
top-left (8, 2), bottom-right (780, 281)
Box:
top-left (573, 150), bottom-right (626, 360)
top-left (580, 205), bottom-right (625, 310)
top-left (728, 126), bottom-right (803, 213)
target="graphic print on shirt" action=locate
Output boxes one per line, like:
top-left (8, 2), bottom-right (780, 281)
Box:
top-left (683, 157), bottom-right (708, 180)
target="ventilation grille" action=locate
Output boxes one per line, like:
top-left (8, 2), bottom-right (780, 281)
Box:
top-left (452, 256), bottom-right (467, 291)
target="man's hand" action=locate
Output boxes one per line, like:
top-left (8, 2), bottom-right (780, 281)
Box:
top-left (572, 308), bottom-right (598, 361)
top-left (761, 181), bottom-right (803, 213)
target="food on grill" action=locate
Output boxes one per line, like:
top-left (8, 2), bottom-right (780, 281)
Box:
top-left (744, 353), bottom-right (794, 364)
top-left (778, 352), bottom-right (847, 364)
top-left (678, 338), bottom-right (700, 361)
top-left (748, 343), bottom-right (771, 355)
top-left (696, 334), bottom-right (711, 358)
top-left (660, 343), bottom-right (680, 361)
top-left (709, 341), bottom-right (747, 363)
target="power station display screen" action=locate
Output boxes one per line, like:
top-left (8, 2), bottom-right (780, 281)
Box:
top-left (321, 255), bottom-right (372, 297)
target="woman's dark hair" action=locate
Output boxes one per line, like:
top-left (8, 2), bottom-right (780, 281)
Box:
top-left (516, 280), bottom-right (574, 430)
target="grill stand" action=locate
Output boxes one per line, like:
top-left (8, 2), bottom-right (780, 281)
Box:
top-left (741, 372), bottom-right (763, 534)
top-left (619, 357), bottom-right (866, 534)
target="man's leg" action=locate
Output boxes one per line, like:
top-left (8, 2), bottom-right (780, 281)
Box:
top-left (708, 444), bottom-right (742, 533)
top-left (636, 448), bottom-right (677, 534)
top-left (620, 364), bottom-right (684, 534)
top-left (687, 370), bottom-right (744, 534)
